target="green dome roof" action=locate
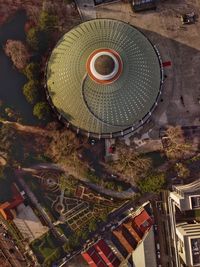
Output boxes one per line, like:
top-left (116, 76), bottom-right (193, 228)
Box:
top-left (46, 19), bottom-right (162, 138)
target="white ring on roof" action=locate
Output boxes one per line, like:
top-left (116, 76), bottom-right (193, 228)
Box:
top-left (90, 51), bottom-right (119, 81)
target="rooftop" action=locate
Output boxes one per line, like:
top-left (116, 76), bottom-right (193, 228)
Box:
top-left (46, 19), bottom-right (162, 137)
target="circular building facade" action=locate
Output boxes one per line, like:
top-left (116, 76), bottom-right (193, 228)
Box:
top-left (46, 19), bottom-right (163, 138)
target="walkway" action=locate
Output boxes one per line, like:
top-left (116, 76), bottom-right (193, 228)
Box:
top-left (21, 164), bottom-right (137, 200)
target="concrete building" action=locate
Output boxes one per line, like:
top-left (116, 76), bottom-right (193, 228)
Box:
top-left (132, 226), bottom-right (157, 267)
top-left (82, 239), bottom-right (120, 267)
top-left (169, 180), bottom-right (200, 211)
top-left (176, 223), bottom-right (200, 267)
top-left (111, 207), bottom-right (154, 260)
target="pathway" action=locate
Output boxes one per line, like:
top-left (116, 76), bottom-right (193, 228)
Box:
top-left (21, 164), bottom-right (137, 199)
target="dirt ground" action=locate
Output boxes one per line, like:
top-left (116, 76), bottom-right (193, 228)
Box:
top-left (93, 0), bottom-right (200, 139)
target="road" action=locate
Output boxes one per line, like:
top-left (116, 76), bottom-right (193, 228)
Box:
top-left (0, 225), bottom-right (26, 267)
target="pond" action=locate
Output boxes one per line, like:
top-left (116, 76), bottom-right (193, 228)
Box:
top-left (0, 10), bottom-right (38, 124)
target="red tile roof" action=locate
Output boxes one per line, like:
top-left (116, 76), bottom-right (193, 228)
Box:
top-left (133, 210), bottom-right (153, 234)
top-left (94, 239), bottom-right (120, 267)
top-left (82, 239), bottom-right (120, 267)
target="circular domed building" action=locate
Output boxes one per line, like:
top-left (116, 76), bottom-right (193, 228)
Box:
top-left (46, 19), bottom-right (163, 138)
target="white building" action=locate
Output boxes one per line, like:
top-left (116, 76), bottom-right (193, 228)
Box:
top-left (169, 179), bottom-right (200, 267)
top-left (169, 180), bottom-right (200, 211)
top-left (176, 223), bottom-right (200, 267)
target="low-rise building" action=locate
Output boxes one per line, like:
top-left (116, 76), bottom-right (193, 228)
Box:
top-left (82, 239), bottom-right (120, 267)
top-left (0, 183), bottom-right (48, 243)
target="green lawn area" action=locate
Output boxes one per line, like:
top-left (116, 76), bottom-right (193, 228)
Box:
top-left (31, 231), bottom-right (63, 265)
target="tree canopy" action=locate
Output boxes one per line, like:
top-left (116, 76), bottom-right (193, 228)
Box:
top-left (26, 27), bottom-right (49, 53)
top-left (23, 80), bottom-right (39, 104)
top-left (137, 172), bottom-right (166, 193)
top-left (109, 146), bottom-right (153, 185)
top-left (33, 101), bottom-right (50, 120)
top-left (164, 126), bottom-right (192, 160)
top-left (23, 62), bottom-right (40, 80)
top-left (4, 40), bottom-right (30, 70)
top-left (39, 11), bottom-right (58, 32)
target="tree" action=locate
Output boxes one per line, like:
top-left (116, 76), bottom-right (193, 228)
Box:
top-left (4, 40), bottom-right (30, 70)
top-left (23, 62), bottom-right (40, 80)
top-left (0, 124), bottom-right (24, 163)
top-left (33, 102), bottom-right (50, 120)
top-left (88, 219), bottom-right (97, 232)
top-left (26, 27), bottom-right (49, 53)
top-left (110, 147), bottom-right (153, 185)
top-left (175, 163), bottom-right (190, 179)
top-left (137, 172), bottom-right (166, 194)
top-left (23, 80), bottom-right (39, 104)
top-left (39, 11), bottom-right (58, 32)
top-left (63, 241), bottom-right (73, 253)
top-left (81, 231), bottom-right (89, 240)
top-left (164, 126), bottom-right (192, 160)
top-left (99, 212), bottom-right (107, 222)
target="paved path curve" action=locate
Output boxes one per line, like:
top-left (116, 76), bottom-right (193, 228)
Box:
top-left (21, 163), bottom-right (137, 199)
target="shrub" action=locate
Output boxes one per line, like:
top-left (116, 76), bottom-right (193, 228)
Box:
top-left (23, 62), bottom-right (40, 80)
top-left (23, 80), bottom-right (39, 104)
top-left (33, 101), bottom-right (50, 120)
top-left (137, 172), bottom-right (166, 194)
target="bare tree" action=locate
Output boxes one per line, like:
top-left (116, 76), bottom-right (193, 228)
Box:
top-left (4, 40), bottom-right (30, 70)
top-left (164, 126), bottom-right (192, 160)
top-left (109, 146), bottom-right (153, 185)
